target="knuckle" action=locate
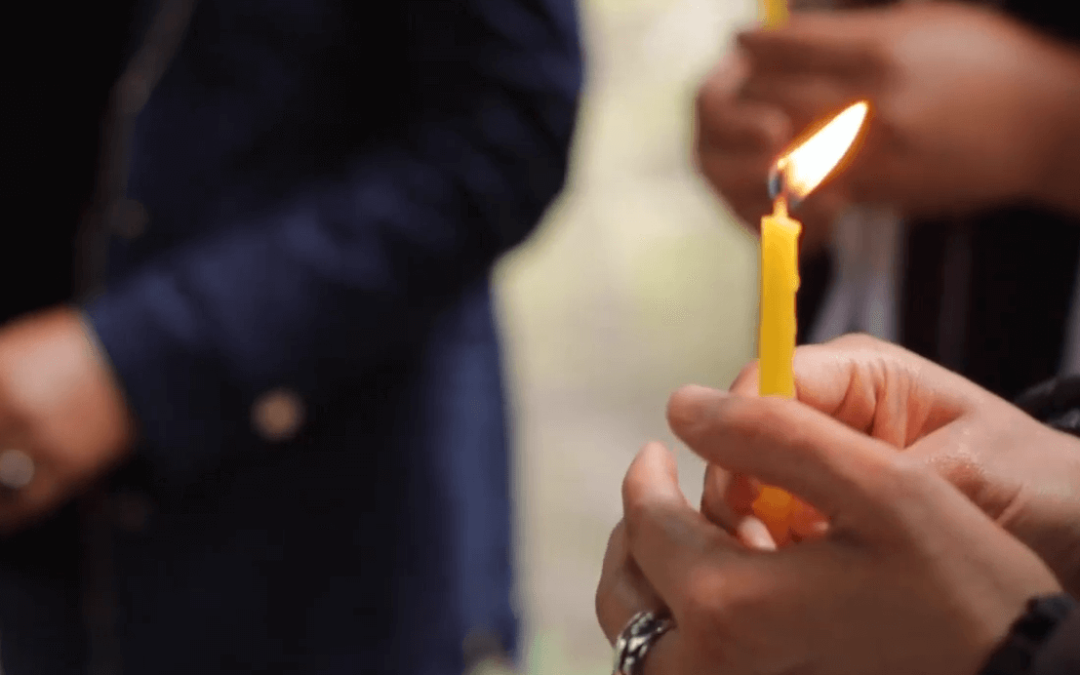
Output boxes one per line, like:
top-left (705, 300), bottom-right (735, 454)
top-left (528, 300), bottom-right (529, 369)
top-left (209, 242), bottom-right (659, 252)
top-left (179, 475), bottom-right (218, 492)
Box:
top-left (694, 81), bottom-right (730, 136)
top-left (667, 386), bottom-right (714, 431)
top-left (729, 361), bottom-right (760, 393)
top-left (926, 449), bottom-right (984, 499)
top-left (847, 27), bottom-right (892, 77)
top-left (856, 454), bottom-right (947, 538)
top-left (680, 566), bottom-right (726, 625)
top-left (758, 106), bottom-right (792, 144)
top-left (696, 58), bottom-right (742, 109)
top-left (621, 493), bottom-right (654, 544)
top-left (879, 453), bottom-right (936, 502)
top-left (715, 396), bottom-right (778, 442)
top-left (679, 565), bottom-right (752, 643)
top-left (829, 332), bottom-right (882, 352)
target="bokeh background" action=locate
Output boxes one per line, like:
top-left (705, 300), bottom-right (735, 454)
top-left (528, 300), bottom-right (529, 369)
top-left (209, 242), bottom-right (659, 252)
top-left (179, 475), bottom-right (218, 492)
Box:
top-left (0, 4), bottom-right (753, 675)
top-left (493, 0), bottom-right (761, 672)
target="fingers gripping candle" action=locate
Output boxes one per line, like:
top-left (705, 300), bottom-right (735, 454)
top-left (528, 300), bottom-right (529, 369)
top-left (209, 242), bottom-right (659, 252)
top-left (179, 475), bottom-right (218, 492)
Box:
top-left (752, 101), bottom-right (870, 544)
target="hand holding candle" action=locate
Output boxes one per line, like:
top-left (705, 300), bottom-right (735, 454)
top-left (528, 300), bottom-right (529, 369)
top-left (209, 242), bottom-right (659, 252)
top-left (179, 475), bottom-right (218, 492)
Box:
top-left (734, 2), bottom-right (1080, 218)
top-left (752, 101), bottom-right (870, 544)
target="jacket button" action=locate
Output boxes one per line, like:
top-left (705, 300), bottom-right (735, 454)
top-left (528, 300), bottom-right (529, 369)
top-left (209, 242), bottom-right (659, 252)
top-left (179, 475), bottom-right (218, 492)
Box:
top-left (113, 199), bottom-right (149, 239)
top-left (113, 492), bottom-right (154, 533)
top-left (251, 388), bottom-right (305, 442)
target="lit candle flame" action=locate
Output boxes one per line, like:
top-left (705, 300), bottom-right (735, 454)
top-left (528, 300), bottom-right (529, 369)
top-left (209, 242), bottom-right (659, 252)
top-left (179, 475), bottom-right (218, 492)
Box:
top-left (773, 101), bottom-right (869, 201)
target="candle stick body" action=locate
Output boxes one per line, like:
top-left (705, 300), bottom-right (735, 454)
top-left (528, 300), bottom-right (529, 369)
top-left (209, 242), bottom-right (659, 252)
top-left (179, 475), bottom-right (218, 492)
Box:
top-left (746, 100), bottom-right (870, 546)
top-left (758, 207), bottom-right (801, 398)
top-left (754, 202), bottom-right (802, 544)
top-left (761, 0), bottom-right (789, 28)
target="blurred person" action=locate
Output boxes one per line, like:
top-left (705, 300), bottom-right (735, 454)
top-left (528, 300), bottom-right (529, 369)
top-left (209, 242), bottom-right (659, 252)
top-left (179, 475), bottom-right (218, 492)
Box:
top-left (0, 1), bottom-right (581, 674)
top-left (695, 0), bottom-right (1080, 401)
top-left (596, 334), bottom-right (1080, 675)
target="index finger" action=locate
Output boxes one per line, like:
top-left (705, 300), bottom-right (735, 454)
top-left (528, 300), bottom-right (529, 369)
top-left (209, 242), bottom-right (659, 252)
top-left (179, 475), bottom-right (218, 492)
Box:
top-left (667, 385), bottom-right (899, 533)
top-left (737, 13), bottom-right (885, 78)
top-left (696, 52), bottom-right (793, 153)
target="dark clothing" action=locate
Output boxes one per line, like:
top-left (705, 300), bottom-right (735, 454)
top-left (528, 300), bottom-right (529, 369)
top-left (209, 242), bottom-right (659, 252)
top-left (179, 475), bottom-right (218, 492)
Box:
top-left (901, 214), bottom-right (1080, 400)
top-left (0, 2), bottom-right (582, 674)
top-left (800, 214), bottom-right (1080, 402)
top-left (1030, 600), bottom-right (1080, 674)
top-left (1, 2), bottom-right (138, 322)
top-left (980, 595), bottom-right (1078, 675)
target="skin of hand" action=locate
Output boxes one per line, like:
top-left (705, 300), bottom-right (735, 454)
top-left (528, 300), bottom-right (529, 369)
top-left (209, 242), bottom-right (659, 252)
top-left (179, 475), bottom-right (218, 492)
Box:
top-left (700, 333), bottom-right (1080, 597)
top-left (0, 307), bottom-right (136, 534)
top-left (734, 1), bottom-right (1080, 219)
top-left (695, 51), bottom-right (844, 255)
top-left (596, 411), bottom-right (1061, 675)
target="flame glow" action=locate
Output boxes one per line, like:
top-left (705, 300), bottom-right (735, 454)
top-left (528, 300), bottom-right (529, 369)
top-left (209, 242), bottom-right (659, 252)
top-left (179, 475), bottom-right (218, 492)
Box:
top-left (776, 101), bottom-right (869, 200)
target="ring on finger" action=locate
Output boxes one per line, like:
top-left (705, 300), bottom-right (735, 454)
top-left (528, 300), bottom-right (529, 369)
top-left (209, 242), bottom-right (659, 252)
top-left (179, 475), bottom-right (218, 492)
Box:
top-left (612, 610), bottom-right (674, 675)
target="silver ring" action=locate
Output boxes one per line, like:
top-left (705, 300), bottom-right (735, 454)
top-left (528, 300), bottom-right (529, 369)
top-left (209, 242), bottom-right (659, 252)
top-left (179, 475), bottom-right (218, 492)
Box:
top-left (0, 449), bottom-right (35, 493)
top-left (612, 610), bottom-right (673, 675)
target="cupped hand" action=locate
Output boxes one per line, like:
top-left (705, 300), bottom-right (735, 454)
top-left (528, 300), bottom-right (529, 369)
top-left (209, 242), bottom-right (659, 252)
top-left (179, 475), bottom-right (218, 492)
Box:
top-left (694, 52), bottom-right (844, 254)
top-left (735, 2), bottom-right (1080, 218)
top-left (597, 408), bottom-right (1060, 675)
top-left (696, 333), bottom-right (1080, 596)
top-left (0, 307), bottom-right (136, 534)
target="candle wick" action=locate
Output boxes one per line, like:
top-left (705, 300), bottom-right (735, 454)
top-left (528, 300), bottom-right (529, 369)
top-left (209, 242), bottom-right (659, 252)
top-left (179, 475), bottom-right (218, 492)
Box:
top-left (774, 196), bottom-right (788, 219)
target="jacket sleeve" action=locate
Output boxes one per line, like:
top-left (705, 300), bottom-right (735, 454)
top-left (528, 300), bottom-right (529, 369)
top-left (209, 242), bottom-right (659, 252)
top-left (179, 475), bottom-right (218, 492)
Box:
top-left (83, 0), bottom-right (583, 480)
top-left (1030, 604), bottom-right (1080, 675)
top-left (1014, 376), bottom-right (1080, 437)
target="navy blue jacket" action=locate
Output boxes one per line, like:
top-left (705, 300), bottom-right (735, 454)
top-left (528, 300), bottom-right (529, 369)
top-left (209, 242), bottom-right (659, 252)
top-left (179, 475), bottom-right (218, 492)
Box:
top-left (0, 1), bottom-right (582, 674)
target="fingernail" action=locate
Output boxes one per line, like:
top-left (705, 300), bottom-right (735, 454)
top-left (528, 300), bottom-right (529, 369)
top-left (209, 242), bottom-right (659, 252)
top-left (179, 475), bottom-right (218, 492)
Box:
top-left (641, 440), bottom-right (667, 457)
top-left (737, 517), bottom-right (777, 551)
top-left (667, 385), bottom-right (726, 428)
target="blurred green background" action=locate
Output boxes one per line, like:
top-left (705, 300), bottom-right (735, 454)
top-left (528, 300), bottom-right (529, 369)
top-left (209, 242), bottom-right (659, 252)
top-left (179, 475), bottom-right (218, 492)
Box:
top-left (492, 0), bottom-right (760, 672)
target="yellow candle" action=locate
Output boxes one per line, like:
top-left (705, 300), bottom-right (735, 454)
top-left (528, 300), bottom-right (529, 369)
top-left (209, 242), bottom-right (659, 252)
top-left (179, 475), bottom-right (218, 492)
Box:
top-left (761, 0), bottom-right (788, 28)
top-left (758, 197), bottom-right (800, 398)
top-left (746, 101), bottom-right (870, 546)
top-left (752, 196), bottom-right (801, 545)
